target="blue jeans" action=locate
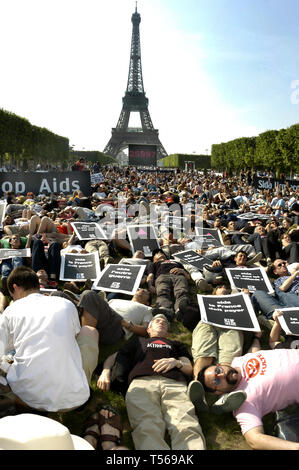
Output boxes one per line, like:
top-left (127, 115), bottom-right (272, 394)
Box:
top-left (1, 257), bottom-right (24, 278)
top-left (251, 290), bottom-right (299, 319)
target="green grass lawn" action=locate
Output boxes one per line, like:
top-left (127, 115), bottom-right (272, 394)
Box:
top-left (5, 273), bottom-right (277, 450)
top-left (48, 311), bottom-right (275, 451)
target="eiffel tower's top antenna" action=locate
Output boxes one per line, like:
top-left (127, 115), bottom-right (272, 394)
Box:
top-left (135, 1), bottom-right (138, 13)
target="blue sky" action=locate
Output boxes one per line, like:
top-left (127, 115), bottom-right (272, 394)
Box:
top-left (0, 0), bottom-right (298, 155)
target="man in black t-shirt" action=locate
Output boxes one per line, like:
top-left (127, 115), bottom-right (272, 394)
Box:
top-left (146, 250), bottom-right (191, 319)
top-left (97, 314), bottom-right (205, 451)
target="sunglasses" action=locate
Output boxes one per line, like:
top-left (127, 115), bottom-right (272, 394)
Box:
top-left (276, 262), bottom-right (287, 267)
top-left (213, 366), bottom-right (224, 387)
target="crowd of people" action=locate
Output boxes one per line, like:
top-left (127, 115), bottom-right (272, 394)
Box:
top-left (0, 165), bottom-right (299, 451)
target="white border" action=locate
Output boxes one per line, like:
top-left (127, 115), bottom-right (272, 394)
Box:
top-left (92, 264), bottom-right (146, 295)
top-left (0, 248), bottom-right (31, 260)
top-left (40, 288), bottom-right (58, 294)
top-left (197, 292), bottom-right (261, 332)
top-left (59, 252), bottom-right (101, 281)
top-left (127, 224), bottom-right (160, 257)
top-left (0, 201), bottom-right (7, 229)
top-left (71, 221), bottom-right (107, 240)
top-left (278, 308), bottom-right (299, 336)
top-left (173, 249), bottom-right (213, 268)
top-left (225, 267), bottom-right (274, 294)
top-left (194, 227), bottom-right (224, 246)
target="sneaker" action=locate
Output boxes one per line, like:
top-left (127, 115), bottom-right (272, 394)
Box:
top-left (63, 282), bottom-right (81, 294)
top-left (97, 290), bottom-right (107, 301)
top-left (210, 390), bottom-right (247, 414)
top-left (175, 297), bottom-right (189, 315)
top-left (82, 279), bottom-right (93, 291)
top-left (187, 380), bottom-right (209, 413)
top-left (63, 289), bottom-right (80, 304)
top-left (246, 252), bottom-right (263, 266)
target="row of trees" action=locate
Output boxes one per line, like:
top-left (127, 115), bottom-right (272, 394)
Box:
top-left (161, 153), bottom-right (211, 170)
top-left (211, 123), bottom-right (299, 176)
top-left (0, 108), bottom-right (69, 170)
top-left (70, 150), bottom-right (116, 166)
top-left (1, 106), bottom-right (298, 175)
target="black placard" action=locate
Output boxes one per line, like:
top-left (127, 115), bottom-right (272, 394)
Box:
top-left (173, 250), bottom-right (213, 271)
top-left (253, 175), bottom-right (299, 192)
top-left (71, 222), bottom-right (107, 240)
top-left (93, 264), bottom-right (146, 295)
top-left (127, 224), bottom-right (160, 257)
top-left (198, 293), bottom-right (261, 332)
top-left (225, 267), bottom-right (274, 294)
top-left (194, 227), bottom-right (223, 248)
top-left (60, 252), bottom-right (100, 281)
top-left (278, 308), bottom-right (299, 336)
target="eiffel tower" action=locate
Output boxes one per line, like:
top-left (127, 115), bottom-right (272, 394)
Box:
top-left (103, 3), bottom-right (167, 162)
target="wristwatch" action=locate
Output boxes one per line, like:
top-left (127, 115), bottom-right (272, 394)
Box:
top-left (129, 321), bottom-right (134, 331)
top-left (177, 360), bottom-right (183, 369)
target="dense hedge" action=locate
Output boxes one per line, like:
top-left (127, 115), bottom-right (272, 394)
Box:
top-left (161, 153), bottom-right (211, 170)
top-left (0, 108), bottom-right (69, 169)
top-left (211, 123), bottom-right (299, 175)
top-left (70, 150), bottom-right (116, 166)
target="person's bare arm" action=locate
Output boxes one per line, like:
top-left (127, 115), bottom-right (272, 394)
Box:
top-left (63, 231), bottom-right (77, 247)
top-left (97, 352), bottom-right (117, 391)
top-left (279, 270), bottom-right (299, 292)
top-left (211, 260), bottom-right (222, 268)
top-left (121, 319), bottom-right (149, 337)
top-left (146, 273), bottom-right (156, 294)
top-left (269, 310), bottom-right (283, 349)
top-left (245, 426), bottom-right (299, 450)
top-left (247, 331), bottom-right (262, 354)
top-left (25, 234), bottom-right (32, 248)
top-left (152, 356), bottom-right (193, 376)
top-left (81, 309), bottom-right (97, 328)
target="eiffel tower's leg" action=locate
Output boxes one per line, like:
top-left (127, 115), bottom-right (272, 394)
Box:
top-left (140, 109), bottom-right (154, 131)
top-left (116, 108), bottom-right (130, 130)
top-left (103, 138), bottom-right (124, 158)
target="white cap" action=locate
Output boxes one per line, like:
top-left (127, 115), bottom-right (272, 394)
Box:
top-left (0, 414), bottom-right (94, 450)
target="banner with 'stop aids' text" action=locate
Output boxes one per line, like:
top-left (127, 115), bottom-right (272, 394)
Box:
top-left (0, 171), bottom-right (92, 196)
